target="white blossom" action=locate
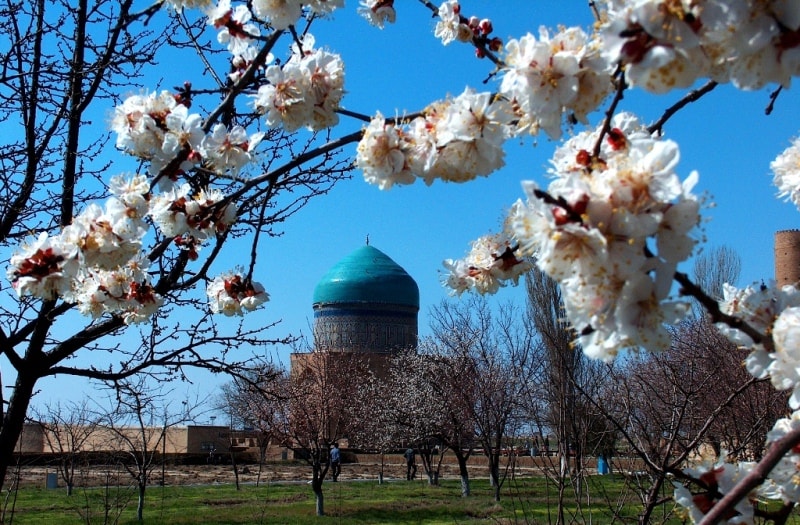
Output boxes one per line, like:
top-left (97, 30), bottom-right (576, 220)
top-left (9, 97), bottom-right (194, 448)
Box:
top-left (772, 135), bottom-right (800, 209)
top-left (356, 113), bottom-right (415, 189)
top-left (442, 233), bottom-right (532, 295)
top-left (150, 183), bottom-right (237, 240)
top-left (434, 0), bottom-right (471, 45)
top-left (7, 233), bottom-right (79, 300)
top-left (207, 271), bottom-right (269, 316)
top-left (252, 44), bottom-right (344, 132)
top-left (201, 124), bottom-right (263, 174)
top-left (206, 0), bottom-right (261, 56)
top-left (501, 27), bottom-right (612, 139)
top-left (358, 0), bottom-right (396, 28)
top-left (251, 0), bottom-right (302, 30)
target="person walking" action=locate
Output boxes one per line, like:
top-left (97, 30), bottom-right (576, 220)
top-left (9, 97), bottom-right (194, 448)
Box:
top-left (330, 443), bottom-right (341, 482)
top-left (404, 447), bottom-right (417, 481)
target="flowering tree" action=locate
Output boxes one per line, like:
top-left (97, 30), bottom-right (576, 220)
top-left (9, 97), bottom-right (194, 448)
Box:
top-left (401, 346), bottom-right (479, 495)
top-left (3, 0), bottom-right (800, 521)
top-left (0, 0), bottom-right (353, 491)
top-left (288, 351), bottom-right (371, 516)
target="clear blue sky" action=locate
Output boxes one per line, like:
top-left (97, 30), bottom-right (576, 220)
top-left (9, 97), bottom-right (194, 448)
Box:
top-left (21, 1), bottom-right (800, 416)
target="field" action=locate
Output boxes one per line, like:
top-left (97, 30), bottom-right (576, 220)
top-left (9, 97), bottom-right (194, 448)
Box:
top-left (3, 475), bottom-right (655, 524)
top-left (0, 460), bottom-right (677, 524)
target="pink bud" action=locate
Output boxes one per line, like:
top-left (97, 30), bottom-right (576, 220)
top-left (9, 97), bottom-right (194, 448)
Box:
top-left (479, 18), bottom-right (493, 35)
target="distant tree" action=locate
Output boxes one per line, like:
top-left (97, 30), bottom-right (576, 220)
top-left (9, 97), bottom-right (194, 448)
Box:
top-left (103, 379), bottom-right (194, 522)
top-left (286, 350), bottom-right (371, 516)
top-left (692, 246), bottom-right (742, 304)
top-left (31, 399), bottom-right (101, 496)
top-left (348, 359), bottom-right (410, 485)
top-left (429, 297), bottom-right (536, 502)
top-left (218, 363), bottom-right (288, 487)
top-left (402, 347), bottom-right (479, 495)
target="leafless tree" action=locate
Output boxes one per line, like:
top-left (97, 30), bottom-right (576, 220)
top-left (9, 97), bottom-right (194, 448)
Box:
top-left (0, 0), bottom-right (356, 491)
top-left (523, 265), bottom-right (614, 524)
top-left (693, 246), bottom-right (742, 304)
top-left (217, 363), bottom-right (288, 487)
top-left (31, 399), bottom-right (102, 496)
top-left (428, 296), bottom-right (537, 502)
top-left (102, 379), bottom-right (195, 522)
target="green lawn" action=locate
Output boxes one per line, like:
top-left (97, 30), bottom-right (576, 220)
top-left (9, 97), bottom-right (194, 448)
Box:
top-left (2, 476), bottom-right (676, 524)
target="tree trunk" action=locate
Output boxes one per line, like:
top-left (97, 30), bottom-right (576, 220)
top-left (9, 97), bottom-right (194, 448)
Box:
top-left (137, 482), bottom-right (145, 521)
top-left (0, 373), bottom-right (37, 491)
top-left (311, 461), bottom-right (325, 517)
top-left (488, 454), bottom-right (501, 502)
top-left (456, 456), bottom-right (471, 496)
top-left (256, 446), bottom-right (266, 487)
top-left (312, 478), bottom-right (324, 516)
top-left (230, 449), bottom-right (240, 491)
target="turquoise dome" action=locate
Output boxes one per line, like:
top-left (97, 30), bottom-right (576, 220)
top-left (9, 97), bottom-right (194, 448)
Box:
top-left (313, 245), bottom-right (419, 308)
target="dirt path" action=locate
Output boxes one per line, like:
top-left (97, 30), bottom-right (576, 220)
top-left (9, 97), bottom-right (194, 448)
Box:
top-left (10, 461), bottom-right (498, 489)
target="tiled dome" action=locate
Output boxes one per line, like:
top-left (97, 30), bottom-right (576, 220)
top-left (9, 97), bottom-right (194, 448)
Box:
top-left (312, 245), bottom-right (419, 308)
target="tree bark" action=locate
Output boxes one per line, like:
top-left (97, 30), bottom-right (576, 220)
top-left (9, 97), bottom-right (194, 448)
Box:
top-left (137, 482), bottom-right (145, 522)
top-left (0, 372), bottom-right (38, 489)
top-left (456, 454), bottom-right (471, 497)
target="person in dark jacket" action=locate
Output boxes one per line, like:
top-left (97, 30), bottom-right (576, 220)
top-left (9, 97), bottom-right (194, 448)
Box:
top-left (404, 447), bottom-right (417, 481)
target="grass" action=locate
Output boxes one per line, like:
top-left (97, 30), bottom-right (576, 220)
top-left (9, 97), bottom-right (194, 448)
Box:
top-left (2, 476), bottom-right (680, 524)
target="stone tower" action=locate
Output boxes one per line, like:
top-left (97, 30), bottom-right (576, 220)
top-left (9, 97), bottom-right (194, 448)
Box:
top-left (775, 230), bottom-right (800, 287)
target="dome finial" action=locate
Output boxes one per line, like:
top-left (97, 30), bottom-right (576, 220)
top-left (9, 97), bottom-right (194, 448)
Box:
top-left (365, 234), bottom-right (370, 246)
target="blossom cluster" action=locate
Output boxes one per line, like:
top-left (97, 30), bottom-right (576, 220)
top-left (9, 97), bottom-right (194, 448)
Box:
top-left (501, 26), bottom-right (613, 139)
top-left (252, 35), bottom-right (345, 132)
top-left (7, 173), bottom-right (268, 321)
top-left (355, 25), bottom-right (614, 186)
top-left (111, 90), bottom-right (263, 182)
top-left (356, 88), bottom-right (513, 189)
top-left (602, 0), bottom-right (800, 92)
top-left (444, 114), bottom-right (701, 361)
top-left (465, 0), bottom-right (797, 95)
top-left (207, 271), bottom-right (270, 316)
top-left (443, 233), bottom-right (532, 296)
top-left (6, 170), bottom-right (258, 322)
top-left (6, 175), bottom-right (164, 324)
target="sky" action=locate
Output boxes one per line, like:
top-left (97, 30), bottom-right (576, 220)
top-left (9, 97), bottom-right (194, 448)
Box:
top-left (12, 1), bottom-right (800, 418)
